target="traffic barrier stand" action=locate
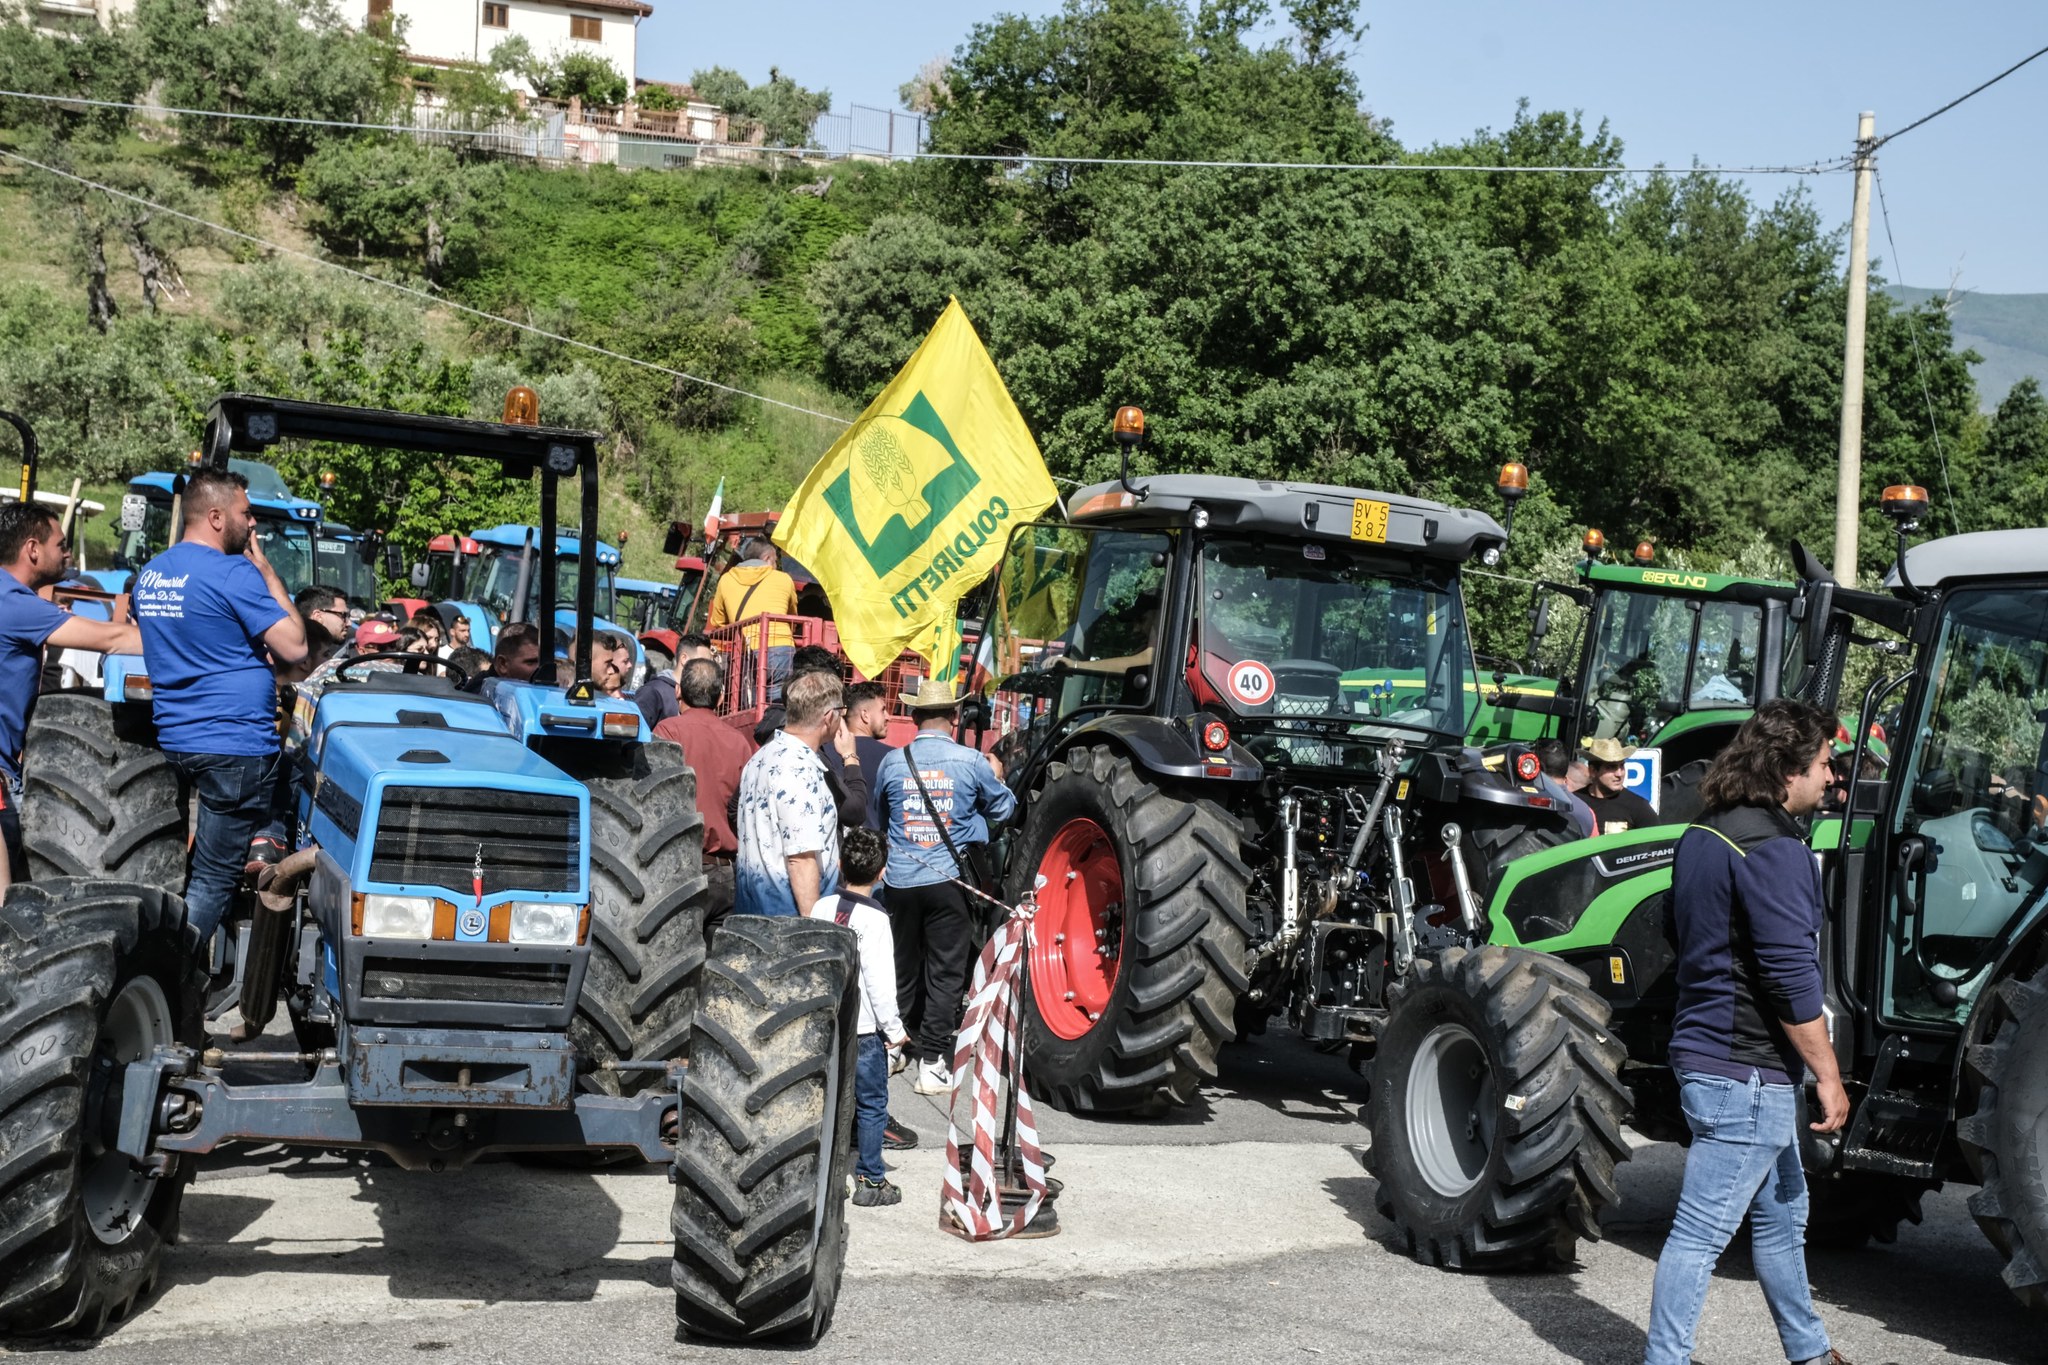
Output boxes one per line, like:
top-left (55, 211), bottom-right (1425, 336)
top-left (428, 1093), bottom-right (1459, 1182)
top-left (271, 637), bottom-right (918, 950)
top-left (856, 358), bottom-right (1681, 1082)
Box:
top-left (939, 879), bottom-right (1059, 1241)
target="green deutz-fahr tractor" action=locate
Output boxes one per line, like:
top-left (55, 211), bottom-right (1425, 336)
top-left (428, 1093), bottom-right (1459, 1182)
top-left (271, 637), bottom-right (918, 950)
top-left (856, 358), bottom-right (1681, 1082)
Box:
top-left (1366, 485), bottom-right (2048, 1316)
top-left (0, 395), bottom-right (860, 1343)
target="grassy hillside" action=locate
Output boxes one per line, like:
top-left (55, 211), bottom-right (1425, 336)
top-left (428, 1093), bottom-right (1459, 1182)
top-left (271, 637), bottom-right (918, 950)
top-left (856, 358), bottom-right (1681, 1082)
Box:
top-left (0, 148), bottom-right (880, 584)
top-left (1888, 286), bottom-right (2048, 409)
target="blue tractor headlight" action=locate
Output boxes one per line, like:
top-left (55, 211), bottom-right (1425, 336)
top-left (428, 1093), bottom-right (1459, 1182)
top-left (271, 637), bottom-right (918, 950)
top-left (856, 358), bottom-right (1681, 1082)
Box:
top-left (509, 901), bottom-right (581, 946)
top-left (359, 893), bottom-right (435, 938)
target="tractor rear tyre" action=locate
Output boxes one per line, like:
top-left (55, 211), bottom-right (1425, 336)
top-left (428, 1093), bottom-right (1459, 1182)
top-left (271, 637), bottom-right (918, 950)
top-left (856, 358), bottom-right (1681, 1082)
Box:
top-left (563, 741), bottom-right (709, 1099)
top-left (1805, 1171), bottom-right (1935, 1249)
top-left (1957, 967), bottom-right (2048, 1314)
top-left (1365, 945), bottom-right (1632, 1269)
top-left (1011, 745), bottom-right (1251, 1117)
top-left (19, 695), bottom-right (184, 887)
top-left (671, 915), bottom-right (859, 1342)
top-left (0, 880), bottom-right (205, 1339)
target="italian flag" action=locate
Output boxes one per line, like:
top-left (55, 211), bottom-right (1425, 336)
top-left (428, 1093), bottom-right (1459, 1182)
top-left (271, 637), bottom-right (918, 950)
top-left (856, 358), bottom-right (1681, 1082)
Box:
top-left (701, 478), bottom-right (724, 548)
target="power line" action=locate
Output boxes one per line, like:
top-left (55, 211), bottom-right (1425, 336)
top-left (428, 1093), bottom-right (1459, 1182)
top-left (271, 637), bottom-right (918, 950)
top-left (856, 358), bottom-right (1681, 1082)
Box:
top-left (1870, 166), bottom-right (1960, 534)
top-left (0, 147), bottom-right (855, 429)
top-left (0, 88), bottom-right (1852, 176)
top-left (1871, 42), bottom-right (2048, 150)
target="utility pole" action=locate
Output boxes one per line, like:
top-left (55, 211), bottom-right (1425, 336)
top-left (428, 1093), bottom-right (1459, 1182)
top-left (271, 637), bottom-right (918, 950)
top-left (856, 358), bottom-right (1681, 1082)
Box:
top-left (1833, 110), bottom-right (1877, 582)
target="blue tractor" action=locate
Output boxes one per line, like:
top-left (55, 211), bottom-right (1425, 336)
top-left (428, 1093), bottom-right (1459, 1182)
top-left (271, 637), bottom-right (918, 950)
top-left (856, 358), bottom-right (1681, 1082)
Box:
top-left (414, 524), bottom-right (644, 671)
top-left (1, 394), bottom-right (860, 1343)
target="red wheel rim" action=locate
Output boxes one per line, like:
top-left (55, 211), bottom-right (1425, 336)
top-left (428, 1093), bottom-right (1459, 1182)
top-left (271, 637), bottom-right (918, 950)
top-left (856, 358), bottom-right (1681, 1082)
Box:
top-left (1029, 817), bottom-right (1124, 1040)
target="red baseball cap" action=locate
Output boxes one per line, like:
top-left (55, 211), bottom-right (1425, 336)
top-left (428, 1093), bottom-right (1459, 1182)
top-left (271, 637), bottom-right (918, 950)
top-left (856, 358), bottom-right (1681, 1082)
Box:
top-left (355, 620), bottom-right (401, 650)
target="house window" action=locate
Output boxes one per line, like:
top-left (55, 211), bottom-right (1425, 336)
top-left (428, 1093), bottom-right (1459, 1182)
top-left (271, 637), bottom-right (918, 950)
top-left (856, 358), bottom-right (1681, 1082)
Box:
top-left (482, 2), bottom-right (508, 26)
top-left (569, 14), bottom-right (602, 40)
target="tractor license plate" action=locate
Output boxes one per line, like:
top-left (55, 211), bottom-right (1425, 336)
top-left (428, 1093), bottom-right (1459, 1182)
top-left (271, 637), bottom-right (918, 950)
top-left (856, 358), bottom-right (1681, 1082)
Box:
top-left (1350, 498), bottom-right (1390, 543)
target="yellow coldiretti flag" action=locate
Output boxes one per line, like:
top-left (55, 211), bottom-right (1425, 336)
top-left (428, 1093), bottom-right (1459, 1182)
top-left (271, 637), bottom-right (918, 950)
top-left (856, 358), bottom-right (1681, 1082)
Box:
top-left (774, 298), bottom-right (1057, 680)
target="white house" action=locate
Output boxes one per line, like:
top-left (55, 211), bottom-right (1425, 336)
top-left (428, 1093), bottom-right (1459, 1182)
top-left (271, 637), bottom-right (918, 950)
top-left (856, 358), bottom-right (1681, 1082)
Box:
top-left (371, 0), bottom-right (650, 94)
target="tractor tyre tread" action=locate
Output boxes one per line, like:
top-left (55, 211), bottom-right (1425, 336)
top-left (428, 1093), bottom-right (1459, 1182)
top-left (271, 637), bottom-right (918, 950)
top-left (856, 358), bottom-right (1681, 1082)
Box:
top-left (1014, 745), bottom-right (1250, 1118)
top-left (671, 915), bottom-right (859, 1343)
top-left (1366, 945), bottom-right (1632, 1270)
top-left (1957, 968), bottom-right (2048, 1313)
top-left (0, 879), bottom-right (204, 1340)
top-left (564, 742), bottom-right (709, 1097)
top-left (20, 696), bottom-right (184, 887)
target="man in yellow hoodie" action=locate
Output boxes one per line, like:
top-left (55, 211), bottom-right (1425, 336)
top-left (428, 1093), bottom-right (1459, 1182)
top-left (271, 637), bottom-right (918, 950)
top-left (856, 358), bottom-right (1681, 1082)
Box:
top-left (709, 536), bottom-right (800, 701)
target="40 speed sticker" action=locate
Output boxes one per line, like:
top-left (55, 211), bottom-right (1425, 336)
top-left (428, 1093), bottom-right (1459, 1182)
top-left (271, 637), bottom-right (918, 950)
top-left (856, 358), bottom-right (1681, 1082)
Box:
top-left (1227, 660), bottom-right (1276, 707)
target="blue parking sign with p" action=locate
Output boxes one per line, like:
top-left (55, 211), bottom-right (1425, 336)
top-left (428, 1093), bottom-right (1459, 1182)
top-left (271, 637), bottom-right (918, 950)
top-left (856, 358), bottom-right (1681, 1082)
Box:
top-left (1624, 748), bottom-right (1663, 812)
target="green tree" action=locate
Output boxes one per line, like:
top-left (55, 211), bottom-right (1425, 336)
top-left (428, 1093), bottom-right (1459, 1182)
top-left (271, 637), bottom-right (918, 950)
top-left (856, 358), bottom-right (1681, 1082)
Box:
top-left (1983, 376), bottom-right (2048, 529)
top-left (809, 215), bottom-right (1015, 396)
top-left (0, 3), bottom-right (147, 141)
top-left (133, 0), bottom-right (405, 172)
top-left (689, 64), bottom-right (830, 146)
top-left (298, 137), bottom-right (503, 280)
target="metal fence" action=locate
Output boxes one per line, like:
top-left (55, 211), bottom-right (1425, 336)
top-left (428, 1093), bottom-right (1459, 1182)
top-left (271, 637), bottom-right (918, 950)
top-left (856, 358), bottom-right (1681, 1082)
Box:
top-left (404, 95), bottom-right (927, 170)
top-left (809, 104), bottom-right (928, 161)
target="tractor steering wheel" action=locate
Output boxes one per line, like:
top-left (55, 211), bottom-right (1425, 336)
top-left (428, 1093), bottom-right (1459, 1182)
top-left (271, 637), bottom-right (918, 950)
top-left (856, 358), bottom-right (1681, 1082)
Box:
top-left (331, 650), bottom-right (471, 687)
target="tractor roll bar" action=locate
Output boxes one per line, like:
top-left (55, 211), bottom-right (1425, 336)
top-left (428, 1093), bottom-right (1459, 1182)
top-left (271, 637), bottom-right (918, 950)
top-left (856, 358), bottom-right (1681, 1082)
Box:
top-left (201, 394), bottom-right (606, 696)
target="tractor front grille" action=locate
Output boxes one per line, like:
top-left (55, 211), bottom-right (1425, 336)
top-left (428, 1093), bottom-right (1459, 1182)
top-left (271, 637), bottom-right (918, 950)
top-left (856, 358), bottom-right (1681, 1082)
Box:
top-left (360, 956), bottom-right (572, 1008)
top-left (368, 787), bottom-right (580, 897)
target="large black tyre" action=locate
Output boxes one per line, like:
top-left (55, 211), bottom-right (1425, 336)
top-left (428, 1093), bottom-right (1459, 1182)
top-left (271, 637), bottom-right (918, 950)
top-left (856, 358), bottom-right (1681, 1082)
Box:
top-left (19, 695), bottom-right (184, 887)
top-left (0, 879), bottom-right (206, 1339)
top-left (1805, 1171), bottom-right (1935, 1249)
top-left (1957, 967), bottom-right (2048, 1313)
top-left (562, 741), bottom-right (709, 1098)
top-left (671, 915), bottom-right (859, 1342)
top-left (1009, 744), bottom-right (1251, 1117)
top-left (1365, 945), bottom-right (1632, 1269)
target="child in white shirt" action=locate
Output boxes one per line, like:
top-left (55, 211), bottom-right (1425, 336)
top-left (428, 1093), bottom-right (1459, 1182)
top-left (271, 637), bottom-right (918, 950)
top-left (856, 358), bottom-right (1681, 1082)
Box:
top-left (806, 826), bottom-right (911, 1206)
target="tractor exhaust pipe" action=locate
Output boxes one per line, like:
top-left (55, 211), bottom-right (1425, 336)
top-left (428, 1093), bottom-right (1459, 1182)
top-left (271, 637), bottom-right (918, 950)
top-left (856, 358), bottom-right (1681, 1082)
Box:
top-left (228, 847), bottom-right (317, 1042)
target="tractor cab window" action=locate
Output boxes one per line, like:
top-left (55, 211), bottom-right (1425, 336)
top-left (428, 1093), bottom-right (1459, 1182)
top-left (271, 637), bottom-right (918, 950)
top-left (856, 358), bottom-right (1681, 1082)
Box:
top-left (1582, 593), bottom-right (1763, 744)
top-left (1885, 586), bottom-right (2048, 1026)
top-left (253, 516), bottom-right (315, 599)
top-left (113, 497), bottom-right (172, 573)
top-left (314, 534), bottom-right (377, 607)
top-left (1194, 537), bottom-right (1476, 751)
top-left (991, 524), bottom-right (1172, 744)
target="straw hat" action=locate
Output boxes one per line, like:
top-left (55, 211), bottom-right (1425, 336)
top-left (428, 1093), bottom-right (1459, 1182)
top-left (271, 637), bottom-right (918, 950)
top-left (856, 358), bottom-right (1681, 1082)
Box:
top-left (902, 677), bottom-right (964, 712)
top-left (1580, 737), bottom-right (1638, 764)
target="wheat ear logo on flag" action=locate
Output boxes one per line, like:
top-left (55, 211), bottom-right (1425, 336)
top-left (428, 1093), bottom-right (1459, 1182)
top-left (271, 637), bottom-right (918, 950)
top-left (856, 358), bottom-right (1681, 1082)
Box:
top-left (772, 298), bottom-right (1057, 681)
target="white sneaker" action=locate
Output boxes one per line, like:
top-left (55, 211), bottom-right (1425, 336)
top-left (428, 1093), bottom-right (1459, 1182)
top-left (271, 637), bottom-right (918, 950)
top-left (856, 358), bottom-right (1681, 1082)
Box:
top-left (912, 1059), bottom-right (955, 1095)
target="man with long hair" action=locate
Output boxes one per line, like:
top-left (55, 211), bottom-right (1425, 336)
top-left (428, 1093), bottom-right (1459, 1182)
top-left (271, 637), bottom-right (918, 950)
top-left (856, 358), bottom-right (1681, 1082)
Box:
top-left (1646, 698), bottom-right (1851, 1365)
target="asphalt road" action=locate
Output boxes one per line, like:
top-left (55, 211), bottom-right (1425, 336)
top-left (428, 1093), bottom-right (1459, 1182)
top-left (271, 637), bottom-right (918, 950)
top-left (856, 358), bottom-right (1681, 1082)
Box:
top-left (13, 1034), bottom-right (2038, 1364)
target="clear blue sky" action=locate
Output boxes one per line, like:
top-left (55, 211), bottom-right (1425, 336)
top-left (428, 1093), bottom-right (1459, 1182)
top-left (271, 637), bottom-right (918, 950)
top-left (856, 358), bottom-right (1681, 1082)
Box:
top-left (637, 2), bottom-right (2048, 294)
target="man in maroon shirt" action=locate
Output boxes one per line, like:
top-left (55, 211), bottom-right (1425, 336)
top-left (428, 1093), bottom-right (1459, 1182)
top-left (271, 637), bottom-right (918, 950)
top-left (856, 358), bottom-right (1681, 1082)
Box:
top-left (654, 657), bottom-right (755, 925)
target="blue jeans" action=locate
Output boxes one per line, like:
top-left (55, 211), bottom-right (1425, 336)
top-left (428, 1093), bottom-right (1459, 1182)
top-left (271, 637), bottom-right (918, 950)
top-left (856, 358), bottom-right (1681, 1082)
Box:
top-left (1646, 1069), bottom-right (1831, 1365)
top-left (165, 750), bottom-right (282, 943)
top-left (854, 1033), bottom-right (889, 1182)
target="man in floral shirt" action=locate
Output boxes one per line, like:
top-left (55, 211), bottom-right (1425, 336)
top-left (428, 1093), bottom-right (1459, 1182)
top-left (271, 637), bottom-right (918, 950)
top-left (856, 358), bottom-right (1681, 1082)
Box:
top-left (734, 669), bottom-right (844, 917)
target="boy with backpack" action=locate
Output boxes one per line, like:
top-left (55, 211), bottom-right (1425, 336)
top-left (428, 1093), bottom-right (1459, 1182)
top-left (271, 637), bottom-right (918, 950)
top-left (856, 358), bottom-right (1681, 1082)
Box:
top-left (807, 826), bottom-right (912, 1207)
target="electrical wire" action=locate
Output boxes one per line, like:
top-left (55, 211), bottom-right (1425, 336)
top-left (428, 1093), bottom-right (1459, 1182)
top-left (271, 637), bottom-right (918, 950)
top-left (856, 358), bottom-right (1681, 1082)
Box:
top-left (0, 88), bottom-right (1852, 176)
top-left (1871, 166), bottom-right (1961, 534)
top-left (0, 147), bottom-right (857, 428)
top-left (1870, 42), bottom-right (2048, 150)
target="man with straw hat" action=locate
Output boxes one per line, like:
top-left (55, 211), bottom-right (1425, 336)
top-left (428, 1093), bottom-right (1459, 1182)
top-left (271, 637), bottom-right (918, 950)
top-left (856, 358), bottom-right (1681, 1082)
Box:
top-left (873, 676), bottom-right (1016, 1096)
top-left (1581, 736), bottom-right (1662, 835)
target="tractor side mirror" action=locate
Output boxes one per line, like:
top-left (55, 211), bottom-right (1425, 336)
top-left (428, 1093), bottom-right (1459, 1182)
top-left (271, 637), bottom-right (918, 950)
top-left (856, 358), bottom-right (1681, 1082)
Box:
top-left (119, 493), bottom-right (147, 534)
top-left (408, 561), bottom-right (430, 589)
top-left (384, 543), bottom-right (405, 579)
top-left (1911, 767), bottom-right (1958, 819)
top-left (662, 523), bottom-right (685, 557)
top-left (1529, 590), bottom-right (1552, 647)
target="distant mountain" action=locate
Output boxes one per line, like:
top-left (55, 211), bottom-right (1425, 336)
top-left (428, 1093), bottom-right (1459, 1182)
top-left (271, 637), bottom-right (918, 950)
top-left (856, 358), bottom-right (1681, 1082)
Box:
top-left (1888, 286), bottom-right (2048, 411)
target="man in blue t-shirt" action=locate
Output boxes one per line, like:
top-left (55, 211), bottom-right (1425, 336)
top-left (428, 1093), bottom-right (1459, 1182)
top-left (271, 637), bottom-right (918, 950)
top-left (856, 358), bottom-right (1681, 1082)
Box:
top-left (134, 468), bottom-right (307, 942)
top-left (872, 679), bottom-right (1016, 1095)
top-left (0, 503), bottom-right (141, 893)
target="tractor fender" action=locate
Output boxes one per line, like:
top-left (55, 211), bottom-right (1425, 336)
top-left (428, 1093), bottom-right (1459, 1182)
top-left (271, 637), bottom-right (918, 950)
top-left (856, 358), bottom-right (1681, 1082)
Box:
top-left (1059, 712), bottom-right (1261, 785)
top-left (1953, 902), bottom-right (2048, 1102)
